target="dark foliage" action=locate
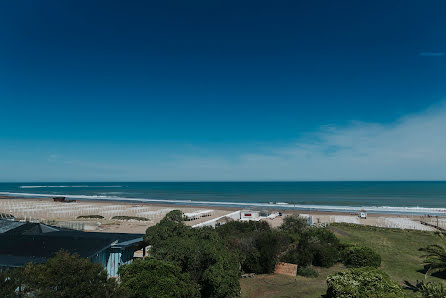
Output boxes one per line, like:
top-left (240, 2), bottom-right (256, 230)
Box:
top-left (145, 210), bottom-right (241, 298)
top-left (16, 251), bottom-right (120, 298)
top-left (342, 245), bottom-right (381, 268)
top-left (119, 258), bottom-right (200, 298)
top-left (404, 280), bottom-right (446, 298)
top-left (0, 269), bottom-right (21, 298)
top-left (280, 227), bottom-right (341, 268)
top-left (279, 215), bottom-right (308, 238)
top-left (297, 266), bottom-right (319, 278)
top-left (77, 215), bottom-right (104, 219)
top-left (216, 221), bottom-right (290, 274)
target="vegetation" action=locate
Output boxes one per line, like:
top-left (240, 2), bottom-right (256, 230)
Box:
top-left (326, 267), bottom-right (404, 298)
top-left (241, 223), bottom-right (446, 297)
top-left (297, 266), bottom-right (319, 278)
top-left (112, 215), bottom-right (149, 221)
top-left (145, 210), bottom-right (241, 297)
top-left (240, 264), bottom-right (343, 298)
top-left (5, 213), bottom-right (442, 297)
top-left (77, 214), bottom-right (104, 219)
top-left (119, 258), bottom-right (200, 298)
top-left (331, 223), bottom-right (445, 284)
top-left (280, 224), bottom-right (341, 268)
top-left (4, 251), bottom-right (121, 297)
top-left (342, 245), bottom-right (381, 268)
top-left (420, 242), bottom-right (446, 277)
top-left (142, 212), bottom-right (343, 297)
top-left (216, 221), bottom-right (288, 274)
top-left (0, 269), bottom-right (21, 298)
top-left (405, 280), bottom-right (446, 298)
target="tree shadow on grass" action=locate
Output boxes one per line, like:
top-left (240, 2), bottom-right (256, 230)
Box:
top-left (416, 267), bottom-right (446, 279)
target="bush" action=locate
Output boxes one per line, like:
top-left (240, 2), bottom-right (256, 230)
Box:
top-left (302, 228), bottom-right (341, 267)
top-left (77, 215), bottom-right (104, 219)
top-left (112, 216), bottom-right (149, 221)
top-left (19, 251), bottom-right (120, 297)
top-left (342, 245), bottom-right (381, 268)
top-left (326, 267), bottom-right (404, 298)
top-left (279, 215), bottom-right (309, 236)
top-left (145, 211), bottom-right (241, 297)
top-left (216, 221), bottom-right (289, 275)
top-left (417, 281), bottom-right (446, 298)
top-left (119, 258), bottom-right (200, 298)
top-left (297, 266), bottom-right (318, 278)
top-left (279, 227), bottom-right (341, 268)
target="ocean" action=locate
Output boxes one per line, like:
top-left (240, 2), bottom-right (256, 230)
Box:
top-left (1, 181), bottom-right (446, 215)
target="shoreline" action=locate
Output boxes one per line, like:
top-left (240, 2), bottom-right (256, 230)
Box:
top-left (1, 192), bottom-right (446, 217)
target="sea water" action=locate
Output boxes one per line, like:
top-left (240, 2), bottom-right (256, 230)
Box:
top-left (1, 181), bottom-right (446, 215)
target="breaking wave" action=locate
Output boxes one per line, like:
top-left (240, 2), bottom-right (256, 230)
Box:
top-left (19, 185), bottom-right (123, 188)
top-left (1, 191), bottom-right (446, 216)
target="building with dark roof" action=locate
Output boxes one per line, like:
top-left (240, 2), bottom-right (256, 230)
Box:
top-left (0, 220), bottom-right (145, 277)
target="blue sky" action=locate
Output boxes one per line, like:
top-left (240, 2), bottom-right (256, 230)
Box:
top-left (0, 0), bottom-right (445, 181)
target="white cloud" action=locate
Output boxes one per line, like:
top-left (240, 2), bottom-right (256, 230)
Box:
top-left (156, 101), bottom-right (446, 181)
top-left (2, 102), bottom-right (446, 181)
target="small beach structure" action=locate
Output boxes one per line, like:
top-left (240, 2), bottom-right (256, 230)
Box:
top-left (240, 210), bottom-right (260, 221)
top-left (183, 210), bottom-right (214, 221)
top-left (359, 209), bottom-right (367, 219)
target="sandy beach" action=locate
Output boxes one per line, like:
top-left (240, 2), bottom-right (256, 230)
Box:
top-left (1, 196), bottom-right (445, 233)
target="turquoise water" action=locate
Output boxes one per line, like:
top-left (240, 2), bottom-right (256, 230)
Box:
top-left (1, 182), bottom-right (446, 214)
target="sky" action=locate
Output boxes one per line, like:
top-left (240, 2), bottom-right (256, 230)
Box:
top-left (0, 0), bottom-right (445, 181)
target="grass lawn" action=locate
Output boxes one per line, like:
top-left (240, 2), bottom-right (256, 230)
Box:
top-left (331, 223), bottom-right (445, 285)
top-left (240, 223), bottom-right (446, 298)
top-left (240, 264), bottom-right (344, 298)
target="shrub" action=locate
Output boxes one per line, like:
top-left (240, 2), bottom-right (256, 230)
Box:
top-left (302, 228), bottom-right (341, 267)
top-left (77, 215), bottom-right (104, 219)
top-left (279, 227), bottom-right (341, 268)
top-left (297, 266), bottom-right (318, 278)
top-left (326, 267), bottom-right (404, 298)
top-left (112, 216), bottom-right (149, 221)
top-left (119, 258), bottom-right (200, 298)
top-left (217, 221), bottom-right (289, 275)
top-left (342, 245), bottom-right (381, 268)
top-left (145, 211), bottom-right (241, 297)
top-left (279, 215), bottom-right (309, 236)
top-left (19, 251), bottom-right (120, 297)
top-left (416, 281), bottom-right (446, 298)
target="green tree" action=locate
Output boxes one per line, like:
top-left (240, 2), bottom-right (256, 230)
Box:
top-left (144, 210), bottom-right (241, 297)
top-left (20, 251), bottom-right (120, 298)
top-left (216, 221), bottom-right (289, 274)
top-left (0, 269), bottom-right (21, 298)
top-left (326, 267), bottom-right (404, 298)
top-left (145, 210), bottom-right (189, 244)
top-left (119, 258), bottom-right (200, 298)
top-left (279, 215), bottom-right (309, 238)
top-left (281, 228), bottom-right (341, 268)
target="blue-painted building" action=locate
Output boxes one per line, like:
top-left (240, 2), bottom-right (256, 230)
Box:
top-left (0, 219), bottom-right (145, 277)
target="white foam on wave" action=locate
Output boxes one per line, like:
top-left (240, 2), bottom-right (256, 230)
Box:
top-left (1, 191), bottom-right (446, 215)
top-left (19, 185), bottom-right (123, 188)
